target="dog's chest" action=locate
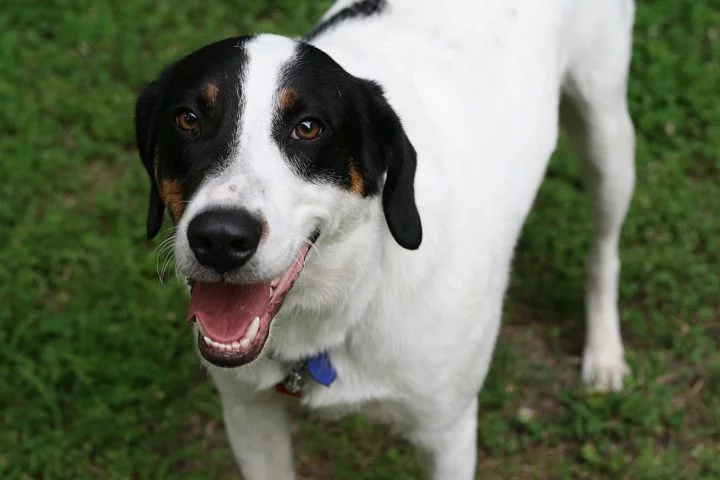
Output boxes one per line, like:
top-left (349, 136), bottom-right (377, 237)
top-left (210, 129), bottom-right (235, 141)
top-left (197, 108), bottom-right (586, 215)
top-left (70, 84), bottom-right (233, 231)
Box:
top-left (289, 347), bottom-right (394, 404)
top-left (297, 360), bottom-right (414, 430)
top-left (262, 335), bottom-right (407, 416)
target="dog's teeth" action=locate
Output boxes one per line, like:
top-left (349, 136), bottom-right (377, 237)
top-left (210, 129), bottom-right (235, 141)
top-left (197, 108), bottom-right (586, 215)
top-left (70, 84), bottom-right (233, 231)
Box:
top-left (246, 317), bottom-right (260, 342)
top-left (204, 331), bottom-right (256, 352)
top-left (271, 277), bottom-right (280, 288)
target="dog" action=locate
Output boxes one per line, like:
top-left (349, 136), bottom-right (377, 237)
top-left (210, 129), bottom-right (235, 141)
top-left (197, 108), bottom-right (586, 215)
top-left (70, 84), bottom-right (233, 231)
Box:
top-left (134, 0), bottom-right (636, 478)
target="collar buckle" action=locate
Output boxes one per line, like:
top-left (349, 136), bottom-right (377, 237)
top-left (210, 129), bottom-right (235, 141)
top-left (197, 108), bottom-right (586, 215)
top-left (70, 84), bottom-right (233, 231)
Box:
top-left (277, 362), bottom-right (306, 397)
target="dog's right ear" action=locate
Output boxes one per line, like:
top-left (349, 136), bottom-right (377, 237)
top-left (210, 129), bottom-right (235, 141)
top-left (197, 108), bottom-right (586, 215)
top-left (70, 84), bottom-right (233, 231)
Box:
top-left (135, 68), bottom-right (173, 240)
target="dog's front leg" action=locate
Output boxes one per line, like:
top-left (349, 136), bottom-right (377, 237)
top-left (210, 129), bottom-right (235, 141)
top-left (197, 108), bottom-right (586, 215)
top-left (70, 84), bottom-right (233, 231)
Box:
top-left (410, 397), bottom-right (479, 480)
top-left (210, 370), bottom-right (295, 480)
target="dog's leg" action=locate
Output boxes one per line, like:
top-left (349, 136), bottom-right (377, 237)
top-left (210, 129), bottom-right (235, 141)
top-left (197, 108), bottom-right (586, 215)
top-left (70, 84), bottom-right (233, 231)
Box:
top-left (560, 0), bottom-right (636, 392)
top-left (209, 370), bottom-right (295, 480)
top-left (409, 397), bottom-right (478, 480)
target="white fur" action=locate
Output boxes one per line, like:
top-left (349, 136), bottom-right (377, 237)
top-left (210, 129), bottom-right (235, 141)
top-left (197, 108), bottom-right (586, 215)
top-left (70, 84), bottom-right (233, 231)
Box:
top-left (174, 0), bottom-right (636, 478)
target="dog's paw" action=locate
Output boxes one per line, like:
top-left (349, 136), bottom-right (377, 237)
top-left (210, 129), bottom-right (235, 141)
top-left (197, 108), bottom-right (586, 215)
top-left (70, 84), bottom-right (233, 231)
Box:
top-left (581, 347), bottom-right (630, 392)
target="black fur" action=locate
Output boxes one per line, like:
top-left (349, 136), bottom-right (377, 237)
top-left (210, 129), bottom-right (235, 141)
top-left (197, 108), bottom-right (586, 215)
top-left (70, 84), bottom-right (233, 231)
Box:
top-left (365, 83), bottom-right (422, 250)
top-left (135, 37), bottom-right (252, 239)
top-left (135, 79), bottom-right (167, 239)
top-left (305, 0), bottom-right (387, 41)
top-left (272, 43), bottom-right (382, 195)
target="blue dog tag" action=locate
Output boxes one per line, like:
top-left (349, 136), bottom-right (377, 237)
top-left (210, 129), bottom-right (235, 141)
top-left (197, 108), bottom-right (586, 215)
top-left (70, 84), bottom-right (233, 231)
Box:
top-left (305, 353), bottom-right (337, 387)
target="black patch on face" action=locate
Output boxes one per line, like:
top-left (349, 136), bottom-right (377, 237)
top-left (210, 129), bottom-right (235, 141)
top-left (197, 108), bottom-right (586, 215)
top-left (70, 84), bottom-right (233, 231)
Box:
top-left (272, 42), bottom-right (383, 196)
top-left (305, 0), bottom-right (387, 41)
top-left (272, 42), bottom-right (423, 250)
top-left (135, 36), bottom-right (252, 238)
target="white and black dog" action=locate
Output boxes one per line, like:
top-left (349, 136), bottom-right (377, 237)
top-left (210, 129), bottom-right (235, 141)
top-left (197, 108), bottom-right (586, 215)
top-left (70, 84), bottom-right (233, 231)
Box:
top-left (135, 0), bottom-right (636, 478)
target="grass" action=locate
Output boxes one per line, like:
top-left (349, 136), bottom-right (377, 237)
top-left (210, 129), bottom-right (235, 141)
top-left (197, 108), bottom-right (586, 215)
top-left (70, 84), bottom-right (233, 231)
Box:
top-left (0, 0), bottom-right (718, 478)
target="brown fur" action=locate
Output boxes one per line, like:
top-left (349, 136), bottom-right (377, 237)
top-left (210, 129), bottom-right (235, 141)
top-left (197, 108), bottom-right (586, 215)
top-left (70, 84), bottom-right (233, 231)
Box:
top-left (160, 178), bottom-right (185, 220)
top-left (279, 87), bottom-right (298, 110)
top-left (348, 161), bottom-right (365, 196)
top-left (203, 83), bottom-right (219, 105)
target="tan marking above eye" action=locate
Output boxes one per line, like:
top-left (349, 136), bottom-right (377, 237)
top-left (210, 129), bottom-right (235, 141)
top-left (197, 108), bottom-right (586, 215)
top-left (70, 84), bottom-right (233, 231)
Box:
top-left (176, 109), bottom-right (200, 133)
top-left (279, 87), bottom-right (298, 110)
top-left (292, 119), bottom-right (322, 141)
top-left (203, 83), bottom-right (219, 105)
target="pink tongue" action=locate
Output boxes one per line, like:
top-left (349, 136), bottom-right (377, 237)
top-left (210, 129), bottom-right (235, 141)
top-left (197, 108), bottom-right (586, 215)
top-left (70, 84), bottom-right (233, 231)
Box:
top-left (187, 242), bottom-right (313, 343)
top-left (189, 281), bottom-right (270, 342)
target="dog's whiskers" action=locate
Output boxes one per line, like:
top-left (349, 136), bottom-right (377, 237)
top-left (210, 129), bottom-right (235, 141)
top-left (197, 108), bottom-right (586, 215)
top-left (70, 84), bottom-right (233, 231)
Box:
top-left (159, 253), bottom-right (176, 284)
top-left (154, 234), bottom-right (177, 285)
top-left (287, 234), bottom-right (323, 261)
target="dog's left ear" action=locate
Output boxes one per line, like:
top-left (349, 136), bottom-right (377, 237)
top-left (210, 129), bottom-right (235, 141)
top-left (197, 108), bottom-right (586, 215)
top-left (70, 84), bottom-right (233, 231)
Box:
top-left (360, 81), bottom-right (423, 250)
top-left (135, 70), bottom-right (172, 240)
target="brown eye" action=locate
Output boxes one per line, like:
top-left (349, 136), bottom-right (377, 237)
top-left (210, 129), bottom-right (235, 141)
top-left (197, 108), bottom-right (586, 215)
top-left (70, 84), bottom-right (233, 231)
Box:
top-left (176, 109), bottom-right (200, 135)
top-left (291, 119), bottom-right (323, 141)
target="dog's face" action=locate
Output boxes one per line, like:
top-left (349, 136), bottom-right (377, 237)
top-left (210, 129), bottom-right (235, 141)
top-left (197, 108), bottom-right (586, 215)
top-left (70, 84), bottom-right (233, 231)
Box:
top-left (135, 34), bottom-right (421, 367)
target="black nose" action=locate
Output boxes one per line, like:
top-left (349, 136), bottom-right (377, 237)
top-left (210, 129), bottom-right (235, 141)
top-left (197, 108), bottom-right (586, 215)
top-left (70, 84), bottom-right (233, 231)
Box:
top-left (187, 209), bottom-right (262, 273)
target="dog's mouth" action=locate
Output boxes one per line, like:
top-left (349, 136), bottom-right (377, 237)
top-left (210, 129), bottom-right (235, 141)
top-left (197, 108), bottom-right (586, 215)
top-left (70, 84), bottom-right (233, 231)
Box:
top-left (187, 235), bottom-right (317, 368)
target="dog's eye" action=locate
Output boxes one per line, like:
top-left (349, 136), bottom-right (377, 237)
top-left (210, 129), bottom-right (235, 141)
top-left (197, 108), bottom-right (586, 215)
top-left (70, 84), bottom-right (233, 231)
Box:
top-left (176, 109), bottom-right (200, 136)
top-left (291, 119), bottom-right (323, 141)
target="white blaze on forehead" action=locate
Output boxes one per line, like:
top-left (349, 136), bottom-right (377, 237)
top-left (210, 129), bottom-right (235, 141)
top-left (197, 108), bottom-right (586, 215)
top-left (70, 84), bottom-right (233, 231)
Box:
top-left (177, 35), bottom-right (301, 237)
top-left (236, 35), bottom-right (297, 165)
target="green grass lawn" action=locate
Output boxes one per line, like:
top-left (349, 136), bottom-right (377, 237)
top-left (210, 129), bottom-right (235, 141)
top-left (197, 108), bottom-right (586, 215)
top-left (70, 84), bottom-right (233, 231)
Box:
top-left (1, 1), bottom-right (718, 478)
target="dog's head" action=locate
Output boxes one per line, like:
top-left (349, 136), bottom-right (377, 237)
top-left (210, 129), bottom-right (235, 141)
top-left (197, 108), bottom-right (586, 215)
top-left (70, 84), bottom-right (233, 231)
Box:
top-left (135, 34), bottom-right (421, 367)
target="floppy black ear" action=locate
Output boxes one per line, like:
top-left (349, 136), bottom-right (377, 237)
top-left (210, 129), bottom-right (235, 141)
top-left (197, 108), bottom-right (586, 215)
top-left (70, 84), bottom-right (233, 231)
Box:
top-left (361, 82), bottom-right (422, 250)
top-left (135, 79), bottom-right (166, 239)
